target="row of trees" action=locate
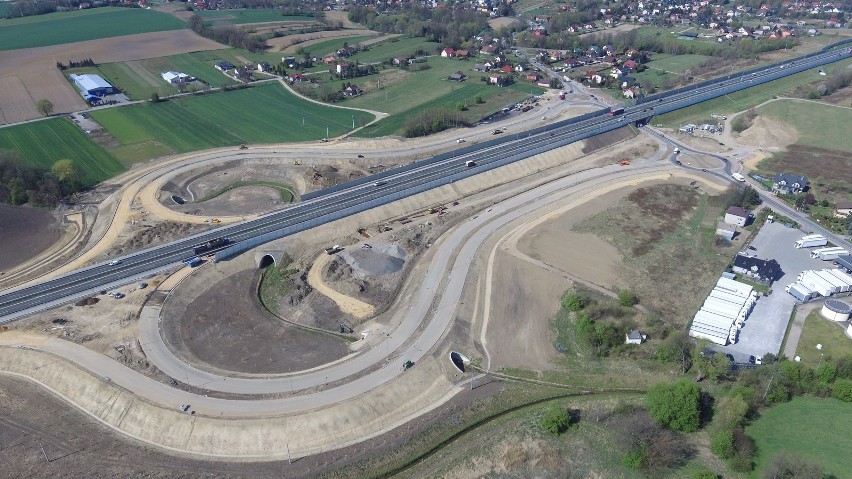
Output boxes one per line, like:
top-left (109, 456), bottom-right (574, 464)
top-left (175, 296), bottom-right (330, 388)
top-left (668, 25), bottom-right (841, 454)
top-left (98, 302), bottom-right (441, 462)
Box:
top-left (0, 152), bottom-right (81, 206)
top-left (402, 108), bottom-right (470, 138)
top-left (347, 4), bottom-right (491, 50)
top-left (55, 58), bottom-right (96, 71)
top-left (187, 15), bottom-right (266, 52)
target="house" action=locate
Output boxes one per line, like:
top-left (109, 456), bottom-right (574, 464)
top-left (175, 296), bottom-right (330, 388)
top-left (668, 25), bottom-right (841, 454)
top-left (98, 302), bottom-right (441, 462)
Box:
top-left (623, 59), bottom-right (638, 70)
top-left (623, 86), bottom-right (639, 99)
top-left (441, 48), bottom-right (455, 58)
top-left (835, 201), bottom-right (852, 217)
top-left (526, 73), bottom-right (540, 82)
top-left (287, 73), bottom-right (306, 82)
top-left (343, 85), bottom-right (362, 96)
top-left (161, 71), bottom-right (194, 84)
top-left (732, 253), bottom-right (781, 283)
top-left (625, 330), bottom-right (646, 345)
top-left (514, 63), bottom-right (528, 72)
top-left (772, 173), bottom-right (808, 194)
top-left (214, 61), bottom-right (235, 72)
top-left (392, 56), bottom-right (407, 66)
top-left (455, 49), bottom-right (470, 59)
top-left (473, 64), bottom-right (489, 72)
top-left (282, 56), bottom-right (296, 67)
top-left (336, 63), bottom-right (350, 74)
top-left (716, 221), bottom-right (737, 242)
top-left (488, 74), bottom-right (510, 86)
top-left (499, 65), bottom-right (514, 74)
top-left (480, 45), bottom-right (498, 55)
top-left (586, 71), bottom-right (603, 84)
top-left (724, 206), bottom-right (751, 226)
top-left (448, 71), bottom-right (466, 82)
top-left (256, 61), bottom-right (272, 73)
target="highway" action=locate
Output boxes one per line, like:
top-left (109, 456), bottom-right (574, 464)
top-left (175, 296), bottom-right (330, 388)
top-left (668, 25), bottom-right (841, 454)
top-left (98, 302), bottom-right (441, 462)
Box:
top-left (0, 42), bottom-right (849, 322)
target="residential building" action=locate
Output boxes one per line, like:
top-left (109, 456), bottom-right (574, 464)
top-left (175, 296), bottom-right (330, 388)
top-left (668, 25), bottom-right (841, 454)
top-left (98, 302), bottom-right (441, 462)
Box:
top-left (835, 201), bottom-right (852, 217)
top-left (732, 254), bottom-right (781, 283)
top-left (724, 206), bottom-right (751, 226)
top-left (772, 173), bottom-right (808, 194)
top-left (625, 330), bottom-right (646, 345)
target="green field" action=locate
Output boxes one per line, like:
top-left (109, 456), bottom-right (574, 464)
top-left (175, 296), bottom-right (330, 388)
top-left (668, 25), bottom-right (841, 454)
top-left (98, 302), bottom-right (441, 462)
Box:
top-left (646, 53), bottom-right (710, 73)
top-left (91, 83), bottom-right (374, 156)
top-left (0, 119), bottom-right (123, 185)
top-left (306, 35), bottom-right (379, 56)
top-left (0, 7), bottom-right (185, 50)
top-left (747, 396), bottom-right (852, 478)
top-left (339, 36), bottom-right (441, 64)
top-left (344, 57), bottom-right (530, 137)
top-left (795, 310), bottom-right (852, 366)
top-left (195, 9), bottom-right (313, 24)
top-left (656, 58), bottom-right (852, 126)
top-left (66, 62), bottom-right (179, 101)
top-left (757, 100), bottom-right (852, 153)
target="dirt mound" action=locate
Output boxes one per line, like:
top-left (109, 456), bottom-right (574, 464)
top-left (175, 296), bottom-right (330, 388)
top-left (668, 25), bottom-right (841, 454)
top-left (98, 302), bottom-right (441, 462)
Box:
top-left (737, 116), bottom-right (798, 150)
top-left (75, 297), bottom-right (100, 306)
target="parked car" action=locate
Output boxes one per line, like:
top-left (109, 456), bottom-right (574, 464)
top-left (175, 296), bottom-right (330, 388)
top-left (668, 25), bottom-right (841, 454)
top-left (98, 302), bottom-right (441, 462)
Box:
top-left (108, 260), bottom-right (121, 266)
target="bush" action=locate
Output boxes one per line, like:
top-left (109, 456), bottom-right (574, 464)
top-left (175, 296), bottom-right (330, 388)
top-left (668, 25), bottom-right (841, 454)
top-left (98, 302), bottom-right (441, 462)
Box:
top-left (561, 290), bottom-right (588, 312)
top-left (692, 469), bottom-right (718, 479)
top-left (710, 429), bottom-right (735, 459)
top-left (622, 446), bottom-right (647, 469)
top-left (646, 379), bottom-right (702, 432)
top-left (832, 378), bottom-right (852, 402)
top-left (538, 403), bottom-right (570, 435)
top-left (617, 289), bottom-right (638, 307)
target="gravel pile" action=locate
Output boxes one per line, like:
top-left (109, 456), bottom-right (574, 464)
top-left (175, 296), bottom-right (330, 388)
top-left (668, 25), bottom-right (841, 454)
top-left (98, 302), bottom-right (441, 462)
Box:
top-left (342, 243), bottom-right (406, 276)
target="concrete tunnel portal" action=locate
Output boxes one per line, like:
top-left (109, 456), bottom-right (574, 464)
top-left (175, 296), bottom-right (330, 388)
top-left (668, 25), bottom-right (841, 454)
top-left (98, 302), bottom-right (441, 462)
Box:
top-left (255, 250), bottom-right (285, 268)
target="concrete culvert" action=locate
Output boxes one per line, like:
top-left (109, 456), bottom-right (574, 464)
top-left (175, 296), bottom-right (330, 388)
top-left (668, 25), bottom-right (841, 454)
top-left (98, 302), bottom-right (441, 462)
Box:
top-left (258, 255), bottom-right (275, 268)
top-left (171, 195), bottom-right (185, 205)
top-left (450, 351), bottom-right (470, 373)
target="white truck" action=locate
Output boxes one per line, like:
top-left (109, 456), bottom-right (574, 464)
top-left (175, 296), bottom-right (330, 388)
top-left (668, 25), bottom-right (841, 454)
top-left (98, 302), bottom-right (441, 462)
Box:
top-left (465, 160), bottom-right (476, 167)
top-left (731, 173), bottom-right (746, 182)
top-left (798, 271), bottom-right (836, 296)
top-left (794, 234), bottom-right (828, 249)
top-left (811, 247), bottom-right (849, 261)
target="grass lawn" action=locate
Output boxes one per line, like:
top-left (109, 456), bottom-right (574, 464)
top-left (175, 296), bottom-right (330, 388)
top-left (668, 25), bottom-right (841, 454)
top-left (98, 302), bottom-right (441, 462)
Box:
top-left (139, 53), bottom-right (237, 89)
top-left (195, 9), bottom-right (312, 24)
top-left (756, 100), bottom-right (852, 154)
top-left (0, 119), bottom-right (123, 185)
top-left (91, 83), bottom-right (374, 157)
top-left (646, 53), bottom-right (710, 73)
top-left (304, 35), bottom-right (379, 56)
top-left (340, 36), bottom-right (441, 64)
top-left (735, 276), bottom-right (769, 293)
top-left (0, 7), bottom-right (185, 50)
top-left (656, 58), bottom-right (852, 127)
top-left (747, 396), bottom-right (852, 478)
top-left (794, 309), bottom-right (852, 367)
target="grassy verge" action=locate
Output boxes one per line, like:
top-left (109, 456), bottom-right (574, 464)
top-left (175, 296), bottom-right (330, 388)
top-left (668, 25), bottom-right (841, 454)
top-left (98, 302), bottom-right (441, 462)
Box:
top-left (757, 100), bottom-right (852, 153)
top-left (656, 58), bottom-right (852, 127)
top-left (257, 258), bottom-right (299, 315)
top-left (734, 277), bottom-right (770, 294)
top-left (794, 309), bottom-right (852, 366)
top-left (747, 396), bottom-right (852, 478)
top-left (198, 180), bottom-right (296, 203)
top-left (0, 118), bottom-right (123, 185)
top-left (0, 7), bottom-right (184, 50)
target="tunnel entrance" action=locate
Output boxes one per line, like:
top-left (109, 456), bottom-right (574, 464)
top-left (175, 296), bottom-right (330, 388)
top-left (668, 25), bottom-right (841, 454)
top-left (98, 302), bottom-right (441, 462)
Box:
top-left (450, 351), bottom-right (470, 373)
top-left (258, 254), bottom-right (275, 268)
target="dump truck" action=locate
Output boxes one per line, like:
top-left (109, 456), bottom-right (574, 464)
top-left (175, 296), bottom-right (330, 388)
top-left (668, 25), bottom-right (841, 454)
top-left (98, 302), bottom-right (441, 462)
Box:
top-left (610, 107), bottom-right (625, 116)
top-left (794, 235), bottom-right (828, 249)
top-left (193, 237), bottom-right (229, 255)
top-left (184, 257), bottom-right (203, 268)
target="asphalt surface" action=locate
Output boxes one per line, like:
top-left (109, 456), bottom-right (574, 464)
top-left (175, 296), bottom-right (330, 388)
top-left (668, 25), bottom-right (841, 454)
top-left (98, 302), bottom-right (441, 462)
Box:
top-left (2, 44), bottom-right (849, 322)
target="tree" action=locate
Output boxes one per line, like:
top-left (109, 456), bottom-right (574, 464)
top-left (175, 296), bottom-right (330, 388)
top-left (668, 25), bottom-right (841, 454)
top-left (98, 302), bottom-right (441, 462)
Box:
top-left (618, 289), bottom-right (638, 307)
top-left (710, 429), bottom-right (735, 459)
top-left (692, 469), bottom-right (718, 479)
top-left (150, 92), bottom-right (160, 103)
top-left (36, 98), bottom-right (54, 117)
top-left (763, 454), bottom-right (826, 479)
top-left (538, 403), bottom-right (570, 435)
top-left (50, 159), bottom-right (78, 186)
top-left (646, 379), bottom-right (702, 432)
top-left (655, 331), bottom-right (694, 373)
top-left (714, 395), bottom-right (748, 430)
top-left (561, 290), bottom-right (588, 312)
top-left (832, 378), bottom-right (852, 402)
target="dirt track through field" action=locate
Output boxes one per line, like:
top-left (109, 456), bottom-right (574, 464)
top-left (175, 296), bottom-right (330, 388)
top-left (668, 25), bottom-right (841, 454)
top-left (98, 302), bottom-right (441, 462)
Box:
top-left (308, 252), bottom-right (376, 318)
top-left (0, 29), bottom-right (226, 124)
top-left (269, 29), bottom-right (377, 53)
top-left (125, 61), bottom-right (161, 88)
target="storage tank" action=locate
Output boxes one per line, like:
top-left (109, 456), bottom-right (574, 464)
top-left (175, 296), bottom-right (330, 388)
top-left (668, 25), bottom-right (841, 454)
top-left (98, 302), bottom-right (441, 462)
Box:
top-left (821, 300), bottom-right (852, 322)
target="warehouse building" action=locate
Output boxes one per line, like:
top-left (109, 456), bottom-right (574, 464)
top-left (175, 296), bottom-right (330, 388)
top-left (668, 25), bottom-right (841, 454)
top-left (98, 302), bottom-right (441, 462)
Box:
top-left (161, 71), bottom-right (195, 84)
top-left (69, 73), bottom-right (117, 97)
top-left (689, 277), bottom-right (757, 345)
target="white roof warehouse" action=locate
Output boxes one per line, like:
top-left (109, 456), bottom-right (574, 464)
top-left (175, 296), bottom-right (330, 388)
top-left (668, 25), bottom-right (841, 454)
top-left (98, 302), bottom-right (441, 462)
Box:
top-left (69, 73), bottom-right (117, 97)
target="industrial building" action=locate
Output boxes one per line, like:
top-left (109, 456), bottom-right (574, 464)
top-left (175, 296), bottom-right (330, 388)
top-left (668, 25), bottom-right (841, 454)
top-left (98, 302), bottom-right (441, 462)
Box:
top-left (689, 277), bottom-right (757, 345)
top-left (68, 73), bottom-right (117, 97)
top-left (161, 71), bottom-right (195, 84)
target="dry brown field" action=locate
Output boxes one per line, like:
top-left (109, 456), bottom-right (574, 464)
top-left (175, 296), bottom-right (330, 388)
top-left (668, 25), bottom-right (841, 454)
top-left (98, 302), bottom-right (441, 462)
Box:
top-left (0, 30), bottom-right (226, 124)
top-left (268, 29), bottom-right (377, 53)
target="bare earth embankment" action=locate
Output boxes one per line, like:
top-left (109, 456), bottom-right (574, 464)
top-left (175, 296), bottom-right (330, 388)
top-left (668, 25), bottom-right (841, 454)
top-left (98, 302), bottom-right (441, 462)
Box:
top-left (0, 204), bottom-right (60, 271)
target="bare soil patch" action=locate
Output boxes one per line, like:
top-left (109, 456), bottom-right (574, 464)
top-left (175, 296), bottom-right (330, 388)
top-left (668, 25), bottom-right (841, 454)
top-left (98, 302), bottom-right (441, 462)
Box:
top-left (0, 30), bottom-right (226, 124)
top-left (736, 115), bottom-right (799, 150)
top-left (269, 29), bottom-right (377, 53)
top-left (488, 17), bottom-right (524, 30)
top-left (0, 373), bottom-right (502, 478)
top-left (163, 269), bottom-right (349, 374)
top-left (0, 204), bottom-right (60, 271)
top-left (0, 76), bottom-right (39, 124)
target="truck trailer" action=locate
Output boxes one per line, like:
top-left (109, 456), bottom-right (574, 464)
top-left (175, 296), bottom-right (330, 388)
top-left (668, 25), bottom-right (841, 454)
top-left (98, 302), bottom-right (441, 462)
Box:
top-left (812, 247), bottom-right (849, 261)
top-left (798, 271), bottom-right (836, 297)
top-left (794, 235), bottom-right (828, 249)
top-left (785, 283), bottom-right (814, 302)
top-left (814, 270), bottom-right (850, 293)
top-left (610, 107), bottom-right (625, 116)
top-left (823, 269), bottom-right (852, 291)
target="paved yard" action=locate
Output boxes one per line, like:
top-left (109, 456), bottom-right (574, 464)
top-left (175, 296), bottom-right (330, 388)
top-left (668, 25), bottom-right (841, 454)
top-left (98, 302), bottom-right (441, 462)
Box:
top-left (716, 222), bottom-right (830, 362)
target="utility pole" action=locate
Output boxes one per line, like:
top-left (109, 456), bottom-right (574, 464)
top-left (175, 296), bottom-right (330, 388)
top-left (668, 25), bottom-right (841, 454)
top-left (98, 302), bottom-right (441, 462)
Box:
top-left (287, 443), bottom-right (292, 464)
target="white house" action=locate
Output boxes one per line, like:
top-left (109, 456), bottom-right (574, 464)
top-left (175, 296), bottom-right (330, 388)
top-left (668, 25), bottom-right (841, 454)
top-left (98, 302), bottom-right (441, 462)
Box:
top-left (724, 206), bottom-right (750, 226)
top-left (625, 330), bottom-right (646, 345)
top-left (835, 201), bottom-right (852, 218)
top-left (161, 71), bottom-right (194, 84)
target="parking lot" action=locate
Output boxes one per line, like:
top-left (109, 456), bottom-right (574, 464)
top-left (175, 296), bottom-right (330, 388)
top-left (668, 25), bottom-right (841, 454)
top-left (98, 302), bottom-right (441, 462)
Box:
top-left (717, 221), bottom-right (831, 362)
